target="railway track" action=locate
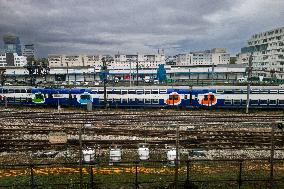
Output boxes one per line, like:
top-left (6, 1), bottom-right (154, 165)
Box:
top-left (0, 108), bottom-right (283, 152)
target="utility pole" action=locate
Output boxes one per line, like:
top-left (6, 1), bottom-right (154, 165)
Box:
top-left (102, 58), bottom-right (107, 109)
top-left (174, 124), bottom-right (180, 189)
top-left (246, 53), bottom-right (253, 114)
top-left (129, 59), bottom-right (132, 87)
top-left (66, 62), bottom-right (69, 85)
top-left (136, 54), bottom-right (139, 86)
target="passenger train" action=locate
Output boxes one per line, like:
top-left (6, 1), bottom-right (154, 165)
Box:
top-left (0, 86), bottom-right (284, 109)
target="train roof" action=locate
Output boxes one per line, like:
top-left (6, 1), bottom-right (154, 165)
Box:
top-left (1, 85), bottom-right (284, 90)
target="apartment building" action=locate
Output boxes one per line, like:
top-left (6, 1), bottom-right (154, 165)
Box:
top-left (112, 53), bottom-right (165, 68)
top-left (236, 26), bottom-right (284, 79)
top-left (48, 54), bottom-right (112, 68)
top-left (175, 48), bottom-right (230, 66)
top-left (0, 52), bottom-right (27, 67)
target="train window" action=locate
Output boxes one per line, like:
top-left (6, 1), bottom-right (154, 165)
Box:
top-left (184, 95), bottom-right (187, 99)
top-left (107, 90), bottom-right (112, 94)
top-left (259, 90), bottom-right (269, 94)
top-left (210, 95), bottom-right (214, 101)
top-left (113, 90), bottom-right (121, 94)
top-left (21, 89), bottom-right (26, 93)
top-left (91, 89), bottom-right (98, 94)
top-left (138, 99), bottom-right (144, 103)
top-left (7, 97), bottom-right (14, 102)
top-left (0, 88), bottom-right (2, 93)
top-left (279, 90), bottom-right (284, 94)
top-left (3, 89), bottom-right (8, 93)
top-left (242, 100), bottom-right (247, 105)
top-left (216, 90), bottom-right (224, 94)
top-left (233, 100), bottom-right (241, 105)
top-left (26, 89), bottom-right (32, 93)
top-left (259, 100), bottom-right (268, 105)
top-left (15, 89), bottom-right (21, 93)
top-left (203, 95), bottom-right (208, 101)
top-left (15, 98), bottom-right (21, 102)
top-left (279, 100), bottom-right (284, 105)
top-left (145, 90), bottom-right (151, 94)
top-left (136, 90), bottom-right (144, 95)
top-left (234, 89), bottom-right (242, 94)
top-left (269, 90), bottom-right (278, 94)
top-left (159, 89), bottom-right (167, 94)
top-left (145, 99), bottom-right (151, 104)
top-left (169, 95), bottom-right (178, 100)
top-left (251, 90), bottom-right (259, 94)
top-left (8, 89), bottom-right (14, 93)
top-left (224, 90), bottom-right (233, 94)
top-left (151, 90), bottom-right (158, 94)
top-left (269, 100), bottom-right (277, 105)
top-left (224, 100), bottom-right (232, 105)
top-left (122, 99), bottom-right (128, 103)
top-left (151, 99), bottom-right (159, 104)
top-left (98, 90), bottom-right (104, 94)
top-left (128, 90), bottom-right (136, 94)
top-left (69, 93), bottom-right (72, 99)
top-left (114, 99), bottom-right (121, 103)
top-left (48, 94), bottom-right (53, 98)
top-left (129, 98), bottom-right (135, 102)
top-left (121, 90), bottom-right (127, 95)
top-left (251, 100), bottom-right (259, 105)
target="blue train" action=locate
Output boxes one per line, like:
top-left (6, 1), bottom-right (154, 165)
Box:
top-left (0, 86), bottom-right (284, 108)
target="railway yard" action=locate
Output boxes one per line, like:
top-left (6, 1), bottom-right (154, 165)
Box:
top-left (0, 108), bottom-right (284, 163)
top-left (0, 107), bottom-right (284, 188)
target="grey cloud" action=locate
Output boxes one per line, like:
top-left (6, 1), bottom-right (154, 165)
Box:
top-left (0, 0), bottom-right (283, 57)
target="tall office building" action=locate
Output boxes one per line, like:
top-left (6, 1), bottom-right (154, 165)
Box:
top-left (3, 34), bottom-right (22, 55)
top-left (23, 44), bottom-right (35, 62)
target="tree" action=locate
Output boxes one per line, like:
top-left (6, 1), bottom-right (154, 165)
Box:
top-left (24, 58), bottom-right (50, 86)
top-left (0, 68), bottom-right (6, 86)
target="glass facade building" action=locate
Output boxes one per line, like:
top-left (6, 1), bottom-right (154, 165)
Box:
top-left (3, 35), bottom-right (22, 55)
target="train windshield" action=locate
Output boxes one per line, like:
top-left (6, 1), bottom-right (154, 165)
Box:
top-left (81, 95), bottom-right (90, 100)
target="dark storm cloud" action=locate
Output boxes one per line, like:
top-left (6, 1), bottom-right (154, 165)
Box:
top-left (0, 0), bottom-right (283, 57)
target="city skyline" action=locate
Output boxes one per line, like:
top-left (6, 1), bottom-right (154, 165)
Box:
top-left (0, 0), bottom-right (283, 58)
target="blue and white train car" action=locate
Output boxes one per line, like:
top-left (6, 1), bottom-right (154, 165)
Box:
top-left (0, 86), bottom-right (284, 109)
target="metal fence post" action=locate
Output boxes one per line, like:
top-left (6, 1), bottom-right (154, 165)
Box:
top-left (238, 160), bottom-right (243, 189)
top-left (90, 165), bottom-right (94, 189)
top-left (30, 164), bottom-right (35, 189)
top-left (135, 161), bottom-right (139, 189)
top-left (186, 160), bottom-right (190, 182)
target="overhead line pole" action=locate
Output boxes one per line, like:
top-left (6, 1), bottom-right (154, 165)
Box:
top-left (246, 53), bottom-right (253, 114)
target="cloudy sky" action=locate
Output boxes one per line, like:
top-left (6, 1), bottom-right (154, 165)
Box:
top-left (0, 0), bottom-right (283, 57)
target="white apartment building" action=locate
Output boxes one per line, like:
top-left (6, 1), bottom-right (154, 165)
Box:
top-left (0, 53), bottom-right (27, 67)
top-left (0, 53), bottom-right (6, 67)
top-left (48, 54), bottom-right (112, 68)
top-left (175, 48), bottom-right (230, 66)
top-left (112, 53), bottom-right (165, 68)
top-left (236, 26), bottom-right (284, 79)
